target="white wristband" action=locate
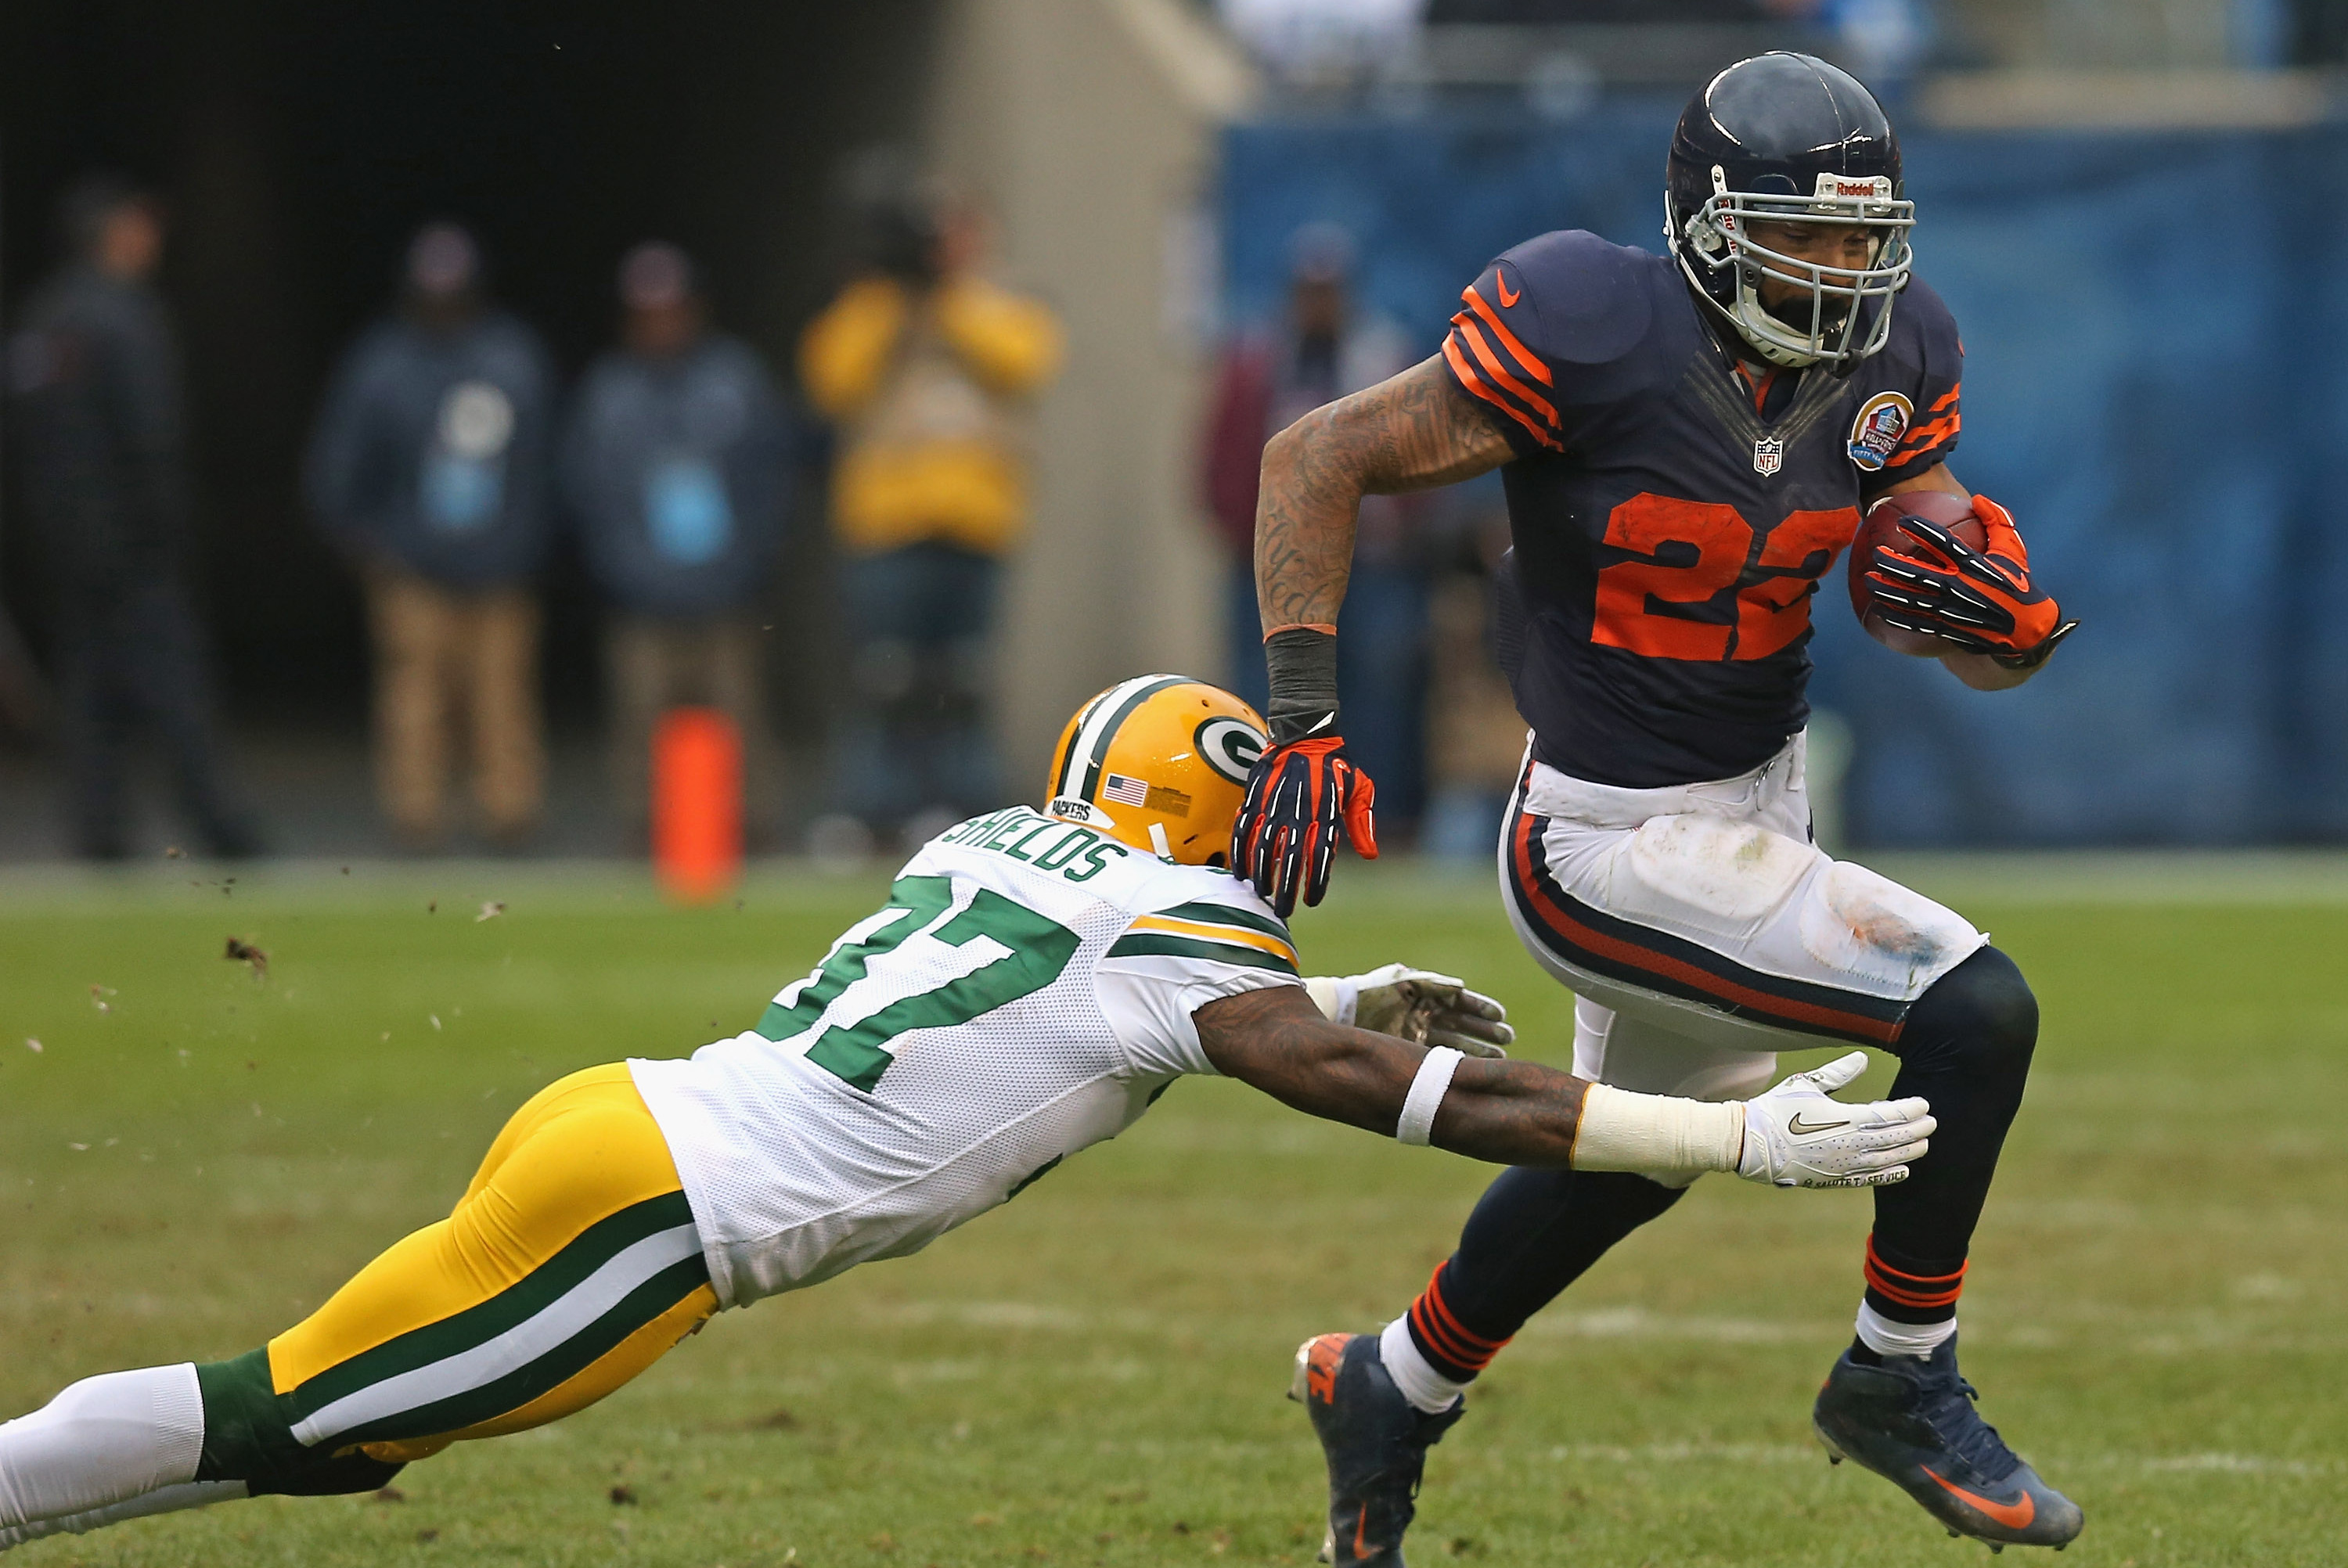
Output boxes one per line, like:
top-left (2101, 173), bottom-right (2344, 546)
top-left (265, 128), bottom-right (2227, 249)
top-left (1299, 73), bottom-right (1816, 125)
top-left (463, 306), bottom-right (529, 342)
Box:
top-left (1571, 1083), bottom-right (1745, 1178)
top-left (1396, 1047), bottom-right (1465, 1146)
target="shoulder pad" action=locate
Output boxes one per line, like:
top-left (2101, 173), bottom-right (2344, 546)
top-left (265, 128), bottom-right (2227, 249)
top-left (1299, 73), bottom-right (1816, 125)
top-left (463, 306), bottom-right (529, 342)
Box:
top-left (1490, 230), bottom-right (1663, 367)
top-left (1125, 860), bottom-right (1282, 923)
top-left (1876, 275), bottom-right (1960, 371)
top-left (1116, 866), bottom-right (1300, 976)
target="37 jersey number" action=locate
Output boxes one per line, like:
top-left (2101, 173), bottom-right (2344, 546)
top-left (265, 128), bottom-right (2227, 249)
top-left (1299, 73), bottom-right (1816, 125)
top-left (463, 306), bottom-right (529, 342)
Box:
top-left (1592, 494), bottom-right (1860, 661)
top-left (757, 875), bottom-right (1081, 1092)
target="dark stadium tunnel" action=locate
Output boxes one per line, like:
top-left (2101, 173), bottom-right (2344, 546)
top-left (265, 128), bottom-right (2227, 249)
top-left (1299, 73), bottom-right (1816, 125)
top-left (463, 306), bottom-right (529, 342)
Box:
top-left (1, 0), bottom-right (937, 735)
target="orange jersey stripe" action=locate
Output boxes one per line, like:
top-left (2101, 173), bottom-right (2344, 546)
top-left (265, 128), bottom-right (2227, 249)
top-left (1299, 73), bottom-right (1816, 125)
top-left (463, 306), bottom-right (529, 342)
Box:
top-left (1896, 412), bottom-right (1961, 455)
top-left (1892, 386), bottom-right (1962, 455)
top-left (1460, 283), bottom-right (1554, 387)
top-left (1442, 336), bottom-right (1558, 450)
top-left (1456, 316), bottom-right (1561, 430)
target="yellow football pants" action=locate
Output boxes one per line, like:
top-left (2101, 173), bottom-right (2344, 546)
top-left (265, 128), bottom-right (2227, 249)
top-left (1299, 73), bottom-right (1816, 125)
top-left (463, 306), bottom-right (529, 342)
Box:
top-left (262, 1065), bottom-right (717, 1464)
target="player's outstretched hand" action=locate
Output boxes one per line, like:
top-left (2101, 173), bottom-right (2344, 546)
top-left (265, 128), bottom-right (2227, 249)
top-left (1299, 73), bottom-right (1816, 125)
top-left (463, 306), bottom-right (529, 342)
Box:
top-left (1305, 962), bottom-right (1514, 1056)
top-left (1232, 737), bottom-right (1377, 919)
top-left (1736, 1052), bottom-right (1934, 1189)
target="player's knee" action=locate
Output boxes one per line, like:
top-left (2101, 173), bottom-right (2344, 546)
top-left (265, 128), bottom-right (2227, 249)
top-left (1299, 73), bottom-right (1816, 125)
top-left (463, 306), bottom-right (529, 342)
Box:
top-left (1903, 946), bottom-right (2037, 1081)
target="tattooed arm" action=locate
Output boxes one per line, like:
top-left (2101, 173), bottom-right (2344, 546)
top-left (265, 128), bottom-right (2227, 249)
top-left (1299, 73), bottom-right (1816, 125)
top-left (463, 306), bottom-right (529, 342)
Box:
top-left (1193, 984), bottom-right (1587, 1166)
top-left (1254, 354), bottom-right (1516, 631)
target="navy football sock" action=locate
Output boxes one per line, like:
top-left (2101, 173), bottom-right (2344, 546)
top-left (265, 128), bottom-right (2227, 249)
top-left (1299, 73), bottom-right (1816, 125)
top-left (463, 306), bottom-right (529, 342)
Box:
top-left (1405, 1167), bottom-right (1685, 1381)
top-left (1866, 945), bottom-right (2039, 1322)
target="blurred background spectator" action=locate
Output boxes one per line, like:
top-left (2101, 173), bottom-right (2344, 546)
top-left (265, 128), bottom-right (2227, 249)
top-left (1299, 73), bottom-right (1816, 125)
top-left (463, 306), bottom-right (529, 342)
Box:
top-left (799, 170), bottom-right (1061, 851)
top-left (5, 175), bottom-right (262, 861)
top-left (4, 1), bottom-right (2346, 861)
top-left (1202, 222), bottom-right (1430, 833)
top-left (304, 221), bottom-right (556, 849)
top-left (562, 241), bottom-right (794, 847)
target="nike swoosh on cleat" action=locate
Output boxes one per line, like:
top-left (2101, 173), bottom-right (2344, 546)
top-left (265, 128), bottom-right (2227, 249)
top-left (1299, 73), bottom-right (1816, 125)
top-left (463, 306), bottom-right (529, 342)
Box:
top-left (1787, 1113), bottom-right (1851, 1135)
top-left (1496, 272), bottom-right (1521, 307)
top-left (1925, 1468), bottom-right (2036, 1530)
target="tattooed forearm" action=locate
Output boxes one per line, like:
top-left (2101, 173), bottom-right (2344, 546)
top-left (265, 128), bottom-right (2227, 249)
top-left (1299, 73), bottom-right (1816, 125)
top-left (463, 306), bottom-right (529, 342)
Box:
top-left (1192, 984), bottom-right (1588, 1166)
top-left (1253, 354), bottom-right (1515, 631)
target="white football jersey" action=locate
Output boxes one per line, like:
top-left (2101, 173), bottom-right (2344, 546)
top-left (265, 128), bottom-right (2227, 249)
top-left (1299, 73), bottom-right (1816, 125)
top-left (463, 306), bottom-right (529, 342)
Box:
top-left (629, 806), bottom-right (1302, 1309)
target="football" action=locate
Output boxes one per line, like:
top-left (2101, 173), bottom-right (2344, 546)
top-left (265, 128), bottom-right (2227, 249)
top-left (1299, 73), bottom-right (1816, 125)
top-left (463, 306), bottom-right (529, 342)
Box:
top-left (1848, 489), bottom-right (1987, 656)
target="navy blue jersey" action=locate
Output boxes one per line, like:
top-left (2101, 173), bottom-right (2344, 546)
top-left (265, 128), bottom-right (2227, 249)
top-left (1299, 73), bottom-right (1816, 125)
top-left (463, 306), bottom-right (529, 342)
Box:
top-left (1442, 230), bottom-right (1962, 787)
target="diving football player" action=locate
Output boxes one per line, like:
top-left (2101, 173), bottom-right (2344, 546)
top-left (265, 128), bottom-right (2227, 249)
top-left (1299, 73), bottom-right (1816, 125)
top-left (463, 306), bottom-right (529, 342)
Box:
top-left (0, 676), bottom-right (1932, 1553)
top-left (1235, 53), bottom-right (2083, 1561)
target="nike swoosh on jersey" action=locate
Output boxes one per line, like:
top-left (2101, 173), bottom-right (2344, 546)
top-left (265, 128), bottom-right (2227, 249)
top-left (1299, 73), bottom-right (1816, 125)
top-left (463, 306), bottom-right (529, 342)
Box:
top-left (1925, 1468), bottom-right (2036, 1530)
top-left (1787, 1113), bottom-right (1852, 1135)
top-left (1495, 271), bottom-right (1522, 307)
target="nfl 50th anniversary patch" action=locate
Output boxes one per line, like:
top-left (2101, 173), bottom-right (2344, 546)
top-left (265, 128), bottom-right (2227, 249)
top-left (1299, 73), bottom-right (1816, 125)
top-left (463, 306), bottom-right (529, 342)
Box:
top-left (1847, 390), bottom-right (1913, 472)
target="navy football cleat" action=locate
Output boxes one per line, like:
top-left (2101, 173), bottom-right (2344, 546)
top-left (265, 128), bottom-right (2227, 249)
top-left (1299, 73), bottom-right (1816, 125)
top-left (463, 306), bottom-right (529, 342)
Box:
top-left (1813, 1335), bottom-right (2083, 1552)
top-left (1288, 1333), bottom-right (1464, 1566)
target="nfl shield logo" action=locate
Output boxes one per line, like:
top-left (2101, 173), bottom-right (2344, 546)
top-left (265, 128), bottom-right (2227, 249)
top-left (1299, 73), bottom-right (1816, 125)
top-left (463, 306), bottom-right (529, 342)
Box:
top-left (1753, 437), bottom-right (1784, 477)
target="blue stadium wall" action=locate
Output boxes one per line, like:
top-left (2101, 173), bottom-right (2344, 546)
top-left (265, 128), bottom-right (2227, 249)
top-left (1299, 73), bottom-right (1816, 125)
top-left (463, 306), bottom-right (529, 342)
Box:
top-left (1221, 107), bottom-right (2348, 847)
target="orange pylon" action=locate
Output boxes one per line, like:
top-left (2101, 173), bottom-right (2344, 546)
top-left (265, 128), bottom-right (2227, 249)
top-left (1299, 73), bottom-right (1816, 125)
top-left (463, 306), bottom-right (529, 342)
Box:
top-left (651, 707), bottom-right (742, 904)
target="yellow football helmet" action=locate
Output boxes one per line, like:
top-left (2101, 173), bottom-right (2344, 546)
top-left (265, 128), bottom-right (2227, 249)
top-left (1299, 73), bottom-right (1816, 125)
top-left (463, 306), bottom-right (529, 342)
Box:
top-left (1043, 675), bottom-right (1266, 866)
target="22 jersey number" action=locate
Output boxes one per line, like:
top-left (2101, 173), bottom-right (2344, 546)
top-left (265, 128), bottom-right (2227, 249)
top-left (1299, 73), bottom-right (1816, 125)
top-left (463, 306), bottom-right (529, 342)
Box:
top-left (1591, 493), bottom-right (1860, 662)
top-left (757, 875), bottom-right (1081, 1092)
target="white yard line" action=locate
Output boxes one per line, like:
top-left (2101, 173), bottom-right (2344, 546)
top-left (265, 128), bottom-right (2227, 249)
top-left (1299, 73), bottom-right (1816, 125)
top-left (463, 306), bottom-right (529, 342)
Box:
top-left (1528, 1443), bottom-right (2343, 1477)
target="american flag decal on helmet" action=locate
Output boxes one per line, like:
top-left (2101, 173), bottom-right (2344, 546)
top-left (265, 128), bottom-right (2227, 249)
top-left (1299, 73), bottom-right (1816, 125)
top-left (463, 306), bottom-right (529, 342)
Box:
top-left (1101, 773), bottom-right (1151, 807)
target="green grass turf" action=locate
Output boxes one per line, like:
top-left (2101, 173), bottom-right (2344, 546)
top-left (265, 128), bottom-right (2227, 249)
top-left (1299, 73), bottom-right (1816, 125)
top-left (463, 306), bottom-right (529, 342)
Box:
top-left (0, 858), bottom-right (2343, 1566)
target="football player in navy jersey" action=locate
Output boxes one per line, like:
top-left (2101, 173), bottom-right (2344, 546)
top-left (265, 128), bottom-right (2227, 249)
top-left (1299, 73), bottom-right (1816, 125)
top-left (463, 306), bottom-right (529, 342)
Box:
top-left (1237, 52), bottom-right (2083, 1562)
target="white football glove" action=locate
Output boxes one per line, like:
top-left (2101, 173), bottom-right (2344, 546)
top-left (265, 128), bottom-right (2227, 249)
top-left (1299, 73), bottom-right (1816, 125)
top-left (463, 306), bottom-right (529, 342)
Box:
top-left (1736, 1052), bottom-right (1934, 1189)
top-left (1304, 963), bottom-right (1513, 1057)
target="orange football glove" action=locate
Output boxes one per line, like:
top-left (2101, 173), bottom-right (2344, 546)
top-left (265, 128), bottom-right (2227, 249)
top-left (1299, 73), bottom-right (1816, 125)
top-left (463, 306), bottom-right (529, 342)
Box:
top-left (1864, 494), bottom-right (2078, 669)
top-left (1232, 736), bottom-right (1377, 919)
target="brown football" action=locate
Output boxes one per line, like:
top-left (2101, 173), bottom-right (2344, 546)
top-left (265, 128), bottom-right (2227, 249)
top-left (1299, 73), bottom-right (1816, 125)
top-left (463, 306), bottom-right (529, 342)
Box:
top-left (1849, 490), bottom-right (1987, 656)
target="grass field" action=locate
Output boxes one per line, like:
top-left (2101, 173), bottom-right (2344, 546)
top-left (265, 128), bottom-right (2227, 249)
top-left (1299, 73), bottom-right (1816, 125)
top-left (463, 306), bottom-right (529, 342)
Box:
top-left (1, 856), bottom-right (2343, 1567)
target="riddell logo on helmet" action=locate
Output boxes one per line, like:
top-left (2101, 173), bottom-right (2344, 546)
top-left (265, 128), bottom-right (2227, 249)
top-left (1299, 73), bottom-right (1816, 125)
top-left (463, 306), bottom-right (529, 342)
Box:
top-left (1816, 174), bottom-right (1892, 200)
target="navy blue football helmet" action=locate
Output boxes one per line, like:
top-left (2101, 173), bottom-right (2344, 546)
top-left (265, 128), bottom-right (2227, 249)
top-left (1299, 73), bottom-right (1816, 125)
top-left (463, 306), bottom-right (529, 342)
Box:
top-left (1666, 52), bottom-right (1914, 372)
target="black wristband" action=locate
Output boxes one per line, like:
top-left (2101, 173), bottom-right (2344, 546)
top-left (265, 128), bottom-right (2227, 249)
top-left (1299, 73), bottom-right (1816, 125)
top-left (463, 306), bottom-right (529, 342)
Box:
top-left (1263, 627), bottom-right (1339, 745)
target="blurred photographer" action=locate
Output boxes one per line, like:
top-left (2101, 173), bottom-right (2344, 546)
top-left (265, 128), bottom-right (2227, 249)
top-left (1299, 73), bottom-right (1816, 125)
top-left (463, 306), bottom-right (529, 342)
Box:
top-left (798, 172), bottom-right (1061, 846)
